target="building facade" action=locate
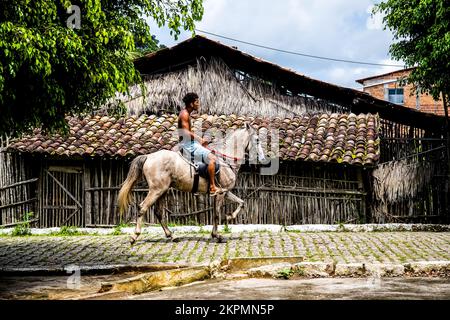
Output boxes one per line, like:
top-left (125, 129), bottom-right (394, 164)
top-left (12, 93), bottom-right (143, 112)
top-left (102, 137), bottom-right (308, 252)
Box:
top-left (356, 68), bottom-right (445, 116)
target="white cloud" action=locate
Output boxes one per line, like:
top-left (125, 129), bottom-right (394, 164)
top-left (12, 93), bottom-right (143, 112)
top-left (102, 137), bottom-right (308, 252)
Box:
top-left (366, 4), bottom-right (384, 30)
top-left (147, 0), bottom-right (398, 89)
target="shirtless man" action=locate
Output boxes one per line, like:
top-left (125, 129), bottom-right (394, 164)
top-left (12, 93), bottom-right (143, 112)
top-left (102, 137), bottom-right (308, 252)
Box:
top-left (178, 92), bottom-right (226, 195)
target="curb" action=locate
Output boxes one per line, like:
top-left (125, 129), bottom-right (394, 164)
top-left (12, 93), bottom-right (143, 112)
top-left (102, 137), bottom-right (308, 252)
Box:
top-left (249, 261), bottom-right (450, 279)
top-left (99, 265), bottom-right (211, 294)
top-left (1, 223), bottom-right (449, 236)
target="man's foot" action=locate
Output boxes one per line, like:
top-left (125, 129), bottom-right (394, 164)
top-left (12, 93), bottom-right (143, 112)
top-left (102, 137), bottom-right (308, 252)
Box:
top-left (210, 187), bottom-right (227, 196)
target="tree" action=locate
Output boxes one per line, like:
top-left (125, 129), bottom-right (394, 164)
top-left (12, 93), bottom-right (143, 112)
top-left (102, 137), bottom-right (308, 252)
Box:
top-left (375, 0), bottom-right (450, 218)
top-left (374, 0), bottom-right (450, 102)
top-left (129, 35), bottom-right (167, 60)
top-left (0, 0), bottom-right (203, 137)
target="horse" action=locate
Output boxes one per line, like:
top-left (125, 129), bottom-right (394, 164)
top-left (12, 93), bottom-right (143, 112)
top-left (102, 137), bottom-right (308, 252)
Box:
top-left (117, 122), bottom-right (265, 244)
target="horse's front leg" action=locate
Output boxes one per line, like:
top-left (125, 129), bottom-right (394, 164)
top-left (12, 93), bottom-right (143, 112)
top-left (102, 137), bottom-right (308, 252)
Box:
top-left (225, 191), bottom-right (245, 221)
top-left (211, 194), bottom-right (226, 243)
top-left (154, 197), bottom-right (175, 241)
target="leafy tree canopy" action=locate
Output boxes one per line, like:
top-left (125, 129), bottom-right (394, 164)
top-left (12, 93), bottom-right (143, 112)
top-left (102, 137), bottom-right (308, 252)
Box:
top-left (374, 0), bottom-right (450, 100)
top-left (0, 0), bottom-right (203, 137)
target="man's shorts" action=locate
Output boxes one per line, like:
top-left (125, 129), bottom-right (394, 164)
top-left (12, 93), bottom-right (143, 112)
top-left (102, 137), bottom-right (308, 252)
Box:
top-left (181, 141), bottom-right (212, 164)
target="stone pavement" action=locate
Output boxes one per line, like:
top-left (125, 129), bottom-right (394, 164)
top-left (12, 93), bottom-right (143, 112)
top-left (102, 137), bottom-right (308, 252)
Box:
top-left (0, 231), bottom-right (449, 272)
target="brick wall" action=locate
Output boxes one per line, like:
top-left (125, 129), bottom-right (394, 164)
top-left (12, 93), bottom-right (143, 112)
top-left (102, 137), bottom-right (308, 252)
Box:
top-left (360, 70), bottom-right (446, 116)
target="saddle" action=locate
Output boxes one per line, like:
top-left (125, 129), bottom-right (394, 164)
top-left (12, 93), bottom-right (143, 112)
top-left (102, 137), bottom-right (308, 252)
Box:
top-left (179, 148), bottom-right (220, 193)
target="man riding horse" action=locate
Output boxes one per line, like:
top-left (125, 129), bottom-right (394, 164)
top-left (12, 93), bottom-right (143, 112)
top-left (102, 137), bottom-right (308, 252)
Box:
top-left (178, 92), bottom-right (226, 196)
top-left (118, 93), bottom-right (265, 244)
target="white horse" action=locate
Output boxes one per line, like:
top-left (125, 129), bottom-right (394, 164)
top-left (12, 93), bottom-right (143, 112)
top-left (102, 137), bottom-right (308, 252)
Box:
top-left (118, 123), bottom-right (265, 244)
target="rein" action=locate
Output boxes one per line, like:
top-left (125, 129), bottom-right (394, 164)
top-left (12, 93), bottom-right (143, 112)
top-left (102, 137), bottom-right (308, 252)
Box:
top-left (205, 136), bottom-right (251, 163)
top-left (206, 146), bottom-right (242, 162)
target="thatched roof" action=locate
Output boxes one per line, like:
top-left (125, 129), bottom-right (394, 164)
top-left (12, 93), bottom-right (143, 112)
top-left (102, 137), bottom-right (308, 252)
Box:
top-left (7, 113), bottom-right (380, 166)
top-left (131, 35), bottom-right (445, 130)
top-left (117, 59), bottom-right (339, 119)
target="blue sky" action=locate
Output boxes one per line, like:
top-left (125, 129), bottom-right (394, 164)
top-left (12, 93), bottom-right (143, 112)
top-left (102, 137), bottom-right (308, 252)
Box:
top-left (147, 0), bottom-right (403, 89)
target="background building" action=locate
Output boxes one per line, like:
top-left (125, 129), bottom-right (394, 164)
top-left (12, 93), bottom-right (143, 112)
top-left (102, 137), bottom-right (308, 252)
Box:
top-left (356, 68), bottom-right (445, 116)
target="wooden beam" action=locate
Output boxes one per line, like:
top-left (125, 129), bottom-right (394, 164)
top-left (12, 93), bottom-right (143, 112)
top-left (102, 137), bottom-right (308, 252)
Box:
top-left (0, 198), bottom-right (37, 210)
top-left (0, 178), bottom-right (38, 191)
top-left (233, 186), bottom-right (366, 196)
top-left (48, 166), bottom-right (82, 174)
top-left (1, 218), bottom-right (39, 227)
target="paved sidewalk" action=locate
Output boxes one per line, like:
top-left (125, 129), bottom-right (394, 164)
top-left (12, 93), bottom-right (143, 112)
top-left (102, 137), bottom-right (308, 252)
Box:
top-left (0, 231), bottom-right (449, 272)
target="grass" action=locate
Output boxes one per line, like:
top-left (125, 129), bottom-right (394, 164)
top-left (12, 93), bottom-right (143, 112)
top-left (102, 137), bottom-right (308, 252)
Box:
top-left (268, 236), bottom-right (276, 256)
top-left (54, 226), bottom-right (82, 236)
top-left (186, 240), bottom-right (200, 262)
top-left (196, 240), bottom-right (210, 263)
top-left (223, 224), bottom-right (231, 233)
top-left (160, 242), bottom-right (178, 263)
top-left (11, 212), bottom-right (34, 236)
top-left (173, 240), bottom-right (190, 262)
top-left (223, 241), bottom-right (230, 260)
top-left (277, 268), bottom-right (294, 279)
top-left (168, 219), bottom-right (203, 227)
top-left (288, 234), bottom-right (300, 256)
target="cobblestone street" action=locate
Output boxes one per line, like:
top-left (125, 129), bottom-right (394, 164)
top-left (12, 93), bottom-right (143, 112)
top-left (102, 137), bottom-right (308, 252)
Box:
top-left (1, 232), bottom-right (449, 271)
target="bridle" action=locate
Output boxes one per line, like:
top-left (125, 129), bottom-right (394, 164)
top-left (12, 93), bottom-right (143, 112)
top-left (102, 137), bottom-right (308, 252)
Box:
top-left (206, 132), bottom-right (256, 173)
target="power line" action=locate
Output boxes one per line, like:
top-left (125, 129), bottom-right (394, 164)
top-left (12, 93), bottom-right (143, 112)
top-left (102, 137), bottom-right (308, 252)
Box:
top-left (195, 29), bottom-right (405, 68)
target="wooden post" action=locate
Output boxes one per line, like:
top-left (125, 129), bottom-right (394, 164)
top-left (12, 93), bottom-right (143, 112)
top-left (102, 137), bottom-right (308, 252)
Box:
top-left (442, 92), bottom-right (450, 222)
top-left (84, 163), bottom-right (91, 227)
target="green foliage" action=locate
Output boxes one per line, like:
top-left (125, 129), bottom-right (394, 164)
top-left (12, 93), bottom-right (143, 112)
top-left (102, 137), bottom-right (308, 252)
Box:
top-left (277, 268), bottom-right (294, 279)
top-left (374, 0), bottom-right (450, 99)
top-left (0, 0), bottom-right (204, 137)
top-left (57, 225), bottom-right (80, 236)
top-left (11, 212), bottom-right (33, 236)
top-left (223, 224), bottom-right (231, 233)
top-left (112, 222), bottom-right (132, 235)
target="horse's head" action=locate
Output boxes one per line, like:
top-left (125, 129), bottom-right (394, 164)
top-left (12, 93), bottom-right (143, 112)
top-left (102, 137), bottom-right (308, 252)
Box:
top-left (244, 122), bottom-right (266, 163)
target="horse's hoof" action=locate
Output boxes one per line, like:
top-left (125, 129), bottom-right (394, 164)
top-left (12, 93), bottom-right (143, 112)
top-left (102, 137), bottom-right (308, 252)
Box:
top-left (167, 236), bottom-right (179, 242)
top-left (218, 237), bottom-right (227, 243)
top-left (213, 235), bottom-right (226, 243)
top-left (130, 233), bottom-right (140, 245)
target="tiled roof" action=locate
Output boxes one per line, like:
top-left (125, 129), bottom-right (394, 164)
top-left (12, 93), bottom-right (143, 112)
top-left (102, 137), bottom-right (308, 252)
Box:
top-left (7, 113), bottom-right (380, 166)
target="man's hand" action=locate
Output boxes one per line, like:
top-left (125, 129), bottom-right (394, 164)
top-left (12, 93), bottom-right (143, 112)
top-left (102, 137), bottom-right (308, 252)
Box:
top-left (200, 138), bottom-right (209, 147)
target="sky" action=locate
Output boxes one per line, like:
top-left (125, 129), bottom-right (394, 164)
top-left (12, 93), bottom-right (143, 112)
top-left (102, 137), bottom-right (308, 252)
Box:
top-left (147, 0), bottom-right (404, 90)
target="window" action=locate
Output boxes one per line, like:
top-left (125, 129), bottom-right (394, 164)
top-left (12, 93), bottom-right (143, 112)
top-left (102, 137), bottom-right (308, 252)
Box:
top-left (388, 88), bottom-right (404, 104)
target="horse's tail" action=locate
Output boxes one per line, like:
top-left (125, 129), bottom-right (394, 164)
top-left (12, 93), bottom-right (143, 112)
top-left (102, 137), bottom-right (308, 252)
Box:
top-left (118, 155), bottom-right (148, 217)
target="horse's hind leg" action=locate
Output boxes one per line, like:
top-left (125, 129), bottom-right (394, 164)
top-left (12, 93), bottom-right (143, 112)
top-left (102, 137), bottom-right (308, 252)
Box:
top-left (225, 191), bottom-right (245, 221)
top-left (130, 189), bottom-right (165, 245)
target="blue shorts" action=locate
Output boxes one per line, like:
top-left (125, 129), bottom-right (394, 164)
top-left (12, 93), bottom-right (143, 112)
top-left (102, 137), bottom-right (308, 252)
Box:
top-left (181, 141), bottom-right (212, 163)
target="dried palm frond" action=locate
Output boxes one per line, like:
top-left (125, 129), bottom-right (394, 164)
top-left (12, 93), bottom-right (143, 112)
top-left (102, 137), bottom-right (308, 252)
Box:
top-left (372, 158), bottom-right (433, 203)
top-left (104, 58), bottom-right (348, 118)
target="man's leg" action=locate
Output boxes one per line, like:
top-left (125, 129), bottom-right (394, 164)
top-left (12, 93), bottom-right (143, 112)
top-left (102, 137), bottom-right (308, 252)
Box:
top-left (206, 153), bottom-right (219, 193)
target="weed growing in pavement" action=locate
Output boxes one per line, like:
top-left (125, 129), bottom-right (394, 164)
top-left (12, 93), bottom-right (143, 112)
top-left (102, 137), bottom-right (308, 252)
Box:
top-left (223, 224), bottom-right (231, 233)
top-left (277, 268), bottom-right (294, 279)
top-left (11, 212), bottom-right (33, 236)
top-left (57, 226), bottom-right (82, 236)
top-left (112, 223), bottom-right (133, 236)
